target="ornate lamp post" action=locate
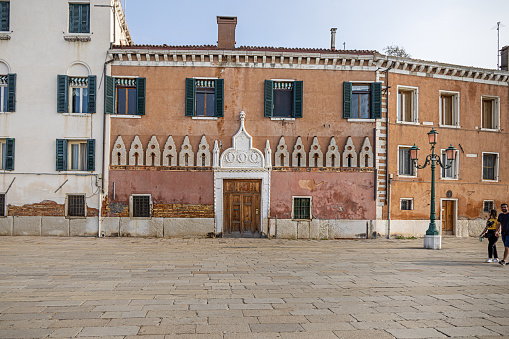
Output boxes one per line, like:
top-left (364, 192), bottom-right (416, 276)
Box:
top-left (410, 128), bottom-right (457, 250)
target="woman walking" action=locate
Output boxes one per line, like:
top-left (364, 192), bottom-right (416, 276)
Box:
top-left (480, 209), bottom-right (499, 263)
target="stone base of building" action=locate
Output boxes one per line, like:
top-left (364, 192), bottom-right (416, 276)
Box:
top-left (424, 235), bottom-right (442, 250)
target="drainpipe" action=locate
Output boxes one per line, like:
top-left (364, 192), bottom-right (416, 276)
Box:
top-left (385, 63), bottom-right (393, 239)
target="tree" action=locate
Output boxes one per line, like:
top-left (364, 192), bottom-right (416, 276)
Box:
top-left (384, 45), bottom-right (410, 58)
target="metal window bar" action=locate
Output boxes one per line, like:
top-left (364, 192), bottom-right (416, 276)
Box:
top-left (401, 199), bottom-right (413, 210)
top-left (294, 198), bottom-right (310, 219)
top-left (483, 201), bottom-right (494, 213)
top-left (133, 196), bottom-right (150, 217)
top-left (68, 195), bottom-right (85, 217)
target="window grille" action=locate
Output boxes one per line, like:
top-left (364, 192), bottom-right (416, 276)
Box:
top-left (483, 201), bottom-right (494, 213)
top-left (132, 195), bottom-right (151, 217)
top-left (401, 199), bottom-right (413, 210)
top-left (67, 195), bottom-right (85, 217)
top-left (0, 193), bottom-right (5, 216)
top-left (293, 197), bottom-right (311, 219)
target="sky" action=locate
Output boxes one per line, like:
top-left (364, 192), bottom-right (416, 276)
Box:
top-left (121, 0), bottom-right (509, 70)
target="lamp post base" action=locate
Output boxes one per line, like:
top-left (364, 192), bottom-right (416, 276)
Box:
top-left (424, 235), bottom-right (441, 250)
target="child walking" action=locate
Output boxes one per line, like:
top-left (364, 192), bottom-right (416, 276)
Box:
top-left (480, 209), bottom-right (499, 262)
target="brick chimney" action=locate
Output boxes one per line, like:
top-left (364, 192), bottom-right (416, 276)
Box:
top-left (217, 16), bottom-right (237, 49)
top-left (501, 45), bottom-right (509, 71)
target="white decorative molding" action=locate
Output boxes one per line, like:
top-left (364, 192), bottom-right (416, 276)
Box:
top-left (129, 135), bottom-right (144, 166)
top-left (292, 137), bottom-right (306, 167)
top-left (196, 135), bottom-right (211, 167)
top-left (359, 137), bottom-right (373, 168)
top-left (264, 140), bottom-right (272, 168)
top-left (325, 137), bottom-right (341, 168)
top-left (308, 137), bottom-right (323, 167)
top-left (179, 135), bottom-right (194, 166)
top-left (162, 136), bottom-right (177, 166)
top-left (342, 136), bottom-right (357, 168)
top-left (145, 136), bottom-right (161, 166)
top-left (213, 140), bottom-right (220, 168)
top-left (111, 136), bottom-right (127, 166)
top-left (274, 137), bottom-right (290, 167)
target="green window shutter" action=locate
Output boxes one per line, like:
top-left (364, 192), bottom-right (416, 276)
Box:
top-left (264, 80), bottom-right (273, 117)
top-left (214, 79), bottom-right (224, 117)
top-left (371, 82), bottom-right (382, 119)
top-left (104, 75), bottom-right (115, 114)
top-left (5, 138), bottom-right (14, 171)
top-left (136, 77), bottom-right (146, 115)
top-left (343, 82), bottom-right (352, 118)
top-left (80, 4), bottom-right (90, 33)
top-left (69, 4), bottom-right (80, 33)
top-left (57, 75), bottom-right (68, 113)
top-left (87, 139), bottom-right (95, 171)
top-left (6, 73), bottom-right (16, 112)
top-left (0, 1), bottom-right (9, 32)
top-left (56, 139), bottom-right (68, 171)
top-left (293, 81), bottom-right (303, 118)
top-left (87, 75), bottom-right (96, 113)
top-left (185, 78), bottom-right (195, 116)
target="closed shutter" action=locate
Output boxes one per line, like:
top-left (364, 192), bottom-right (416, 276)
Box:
top-left (104, 75), bottom-right (115, 114)
top-left (371, 82), bottom-right (382, 119)
top-left (293, 81), bottom-right (303, 118)
top-left (185, 78), bottom-right (195, 116)
top-left (5, 138), bottom-right (14, 171)
top-left (214, 79), bottom-right (224, 117)
top-left (57, 75), bottom-right (68, 113)
top-left (343, 82), bottom-right (352, 118)
top-left (136, 77), bottom-right (146, 115)
top-left (6, 73), bottom-right (15, 112)
top-left (69, 4), bottom-right (80, 33)
top-left (87, 139), bottom-right (95, 171)
top-left (80, 4), bottom-right (90, 33)
top-left (87, 75), bottom-right (96, 113)
top-left (0, 1), bottom-right (9, 32)
top-left (264, 80), bottom-right (273, 117)
top-left (56, 139), bottom-right (68, 171)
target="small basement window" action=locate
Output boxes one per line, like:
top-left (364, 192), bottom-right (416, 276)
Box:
top-left (131, 195), bottom-right (151, 218)
top-left (400, 198), bottom-right (413, 211)
top-left (0, 193), bottom-right (5, 217)
top-left (293, 197), bottom-right (311, 220)
top-left (483, 200), bottom-right (494, 213)
top-left (67, 194), bottom-right (86, 217)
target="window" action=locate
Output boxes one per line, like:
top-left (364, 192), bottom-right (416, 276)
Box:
top-left (293, 197), bottom-right (311, 219)
top-left (0, 138), bottom-right (14, 170)
top-left (264, 80), bottom-right (303, 119)
top-left (69, 3), bottom-right (90, 33)
top-left (130, 195), bottom-right (151, 218)
top-left (66, 194), bottom-right (86, 217)
top-left (398, 146), bottom-right (416, 177)
top-left (0, 1), bottom-right (9, 32)
top-left (56, 139), bottom-right (95, 171)
top-left (397, 86), bottom-right (418, 123)
top-left (483, 200), bottom-right (495, 213)
top-left (400, 199), bottom-right (413, 210)
top-left (482, 96), bottom-right (499, 130)
top-left (440, 91), bottom-right (459, 127)
top-left (105, 76), bottom-right (145, 115)
top-left (343, 82), bottom-right (382, 119)
top-left (57, 75), bottom-right (96, 113)
top-left (185, 78), bottom-right (223, 117)
top-left (482, 153), bottom-right (498, 181)
top-left (441, 149), bottom-right (459, 180)
top-left (0, 193), bottom-right (5, 216)
top-left (0, 74), bottom-right (16, 112)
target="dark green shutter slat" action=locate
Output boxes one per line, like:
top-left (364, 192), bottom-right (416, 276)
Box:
top-left (87, 75), bottom-right (96, 113)
top-left (136, 77), bottom-right (146, 115)
top-left (87, 139), bottom-right (95, 171)
top-left (81, 4), bottom-right (90, 33)
top-left (69, 4), bottom-right (79, 33)
top-left (264, 80), bottom-right (273, 117)
top-left (185, 78), bottom-right (195, 116)
top-left (0, 1), bottom-right (9, 32)
top-left (104, 75), bottom-right (115, 114)
top-left (56, 139), bottom-right (67, 171)
top-left (293, 81), bottom-right (303, 118)
top-left (371, 82), bottom-right (382, 119)
top-left (5, 138), bottom-right (14, 171)
top-left (6, 73), bottom-right (16, 112)
top-left (343, 82), bottom-right (352, 119)
top-left (214, 79), bottom-right (224, 117)
top-left (57, 75), bottom-right (68, 113)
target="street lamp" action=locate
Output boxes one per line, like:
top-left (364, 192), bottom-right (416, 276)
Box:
top-left (410, 128), bottom-right (457, 250)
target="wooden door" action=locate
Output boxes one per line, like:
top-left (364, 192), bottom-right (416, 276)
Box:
top-left (223, 180), bottom-right (261, 237)
top-left (441, 200), bottom-right (454, 235)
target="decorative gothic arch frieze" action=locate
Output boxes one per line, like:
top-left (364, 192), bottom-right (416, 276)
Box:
top-left (342, 136), bottom-right (357, 168)
top-left (309, 137), bottom-right (323, 167)
top-left (325, 137), bottom-right (341, 167)
top-left (274, 137), bottom-right (290, 167)
top-left (179, 136), bottom-right (194, 166)
top-left (162, 136), bottom-right (177, 166)
top-left (196, 135), bottom-right (211, 167)
top-left (129, 135), bottom-right (144, 166)
top-left (359, 137), bottom-right (373, 168)
top-left (111, 135), bottom-right (127, 166)
top-left (145, 136), bottom-right (161, 166)
top-left (292, 137), bottom-right (306, 167)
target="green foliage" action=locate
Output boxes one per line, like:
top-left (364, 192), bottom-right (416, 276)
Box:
top-left (395, 235), bottom-right (418, 240)
top-left (384, 45), bottom-right (411, 58)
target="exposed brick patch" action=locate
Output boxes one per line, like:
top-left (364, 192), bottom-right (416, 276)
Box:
top-left (7, 200), bottom-right (98, 217)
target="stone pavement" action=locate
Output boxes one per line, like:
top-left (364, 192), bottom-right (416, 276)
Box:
top-left (0, 236), bottom-right (508, 338)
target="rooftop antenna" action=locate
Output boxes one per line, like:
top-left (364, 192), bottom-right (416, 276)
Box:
top-left (492, 21), bottom-right (505, 69)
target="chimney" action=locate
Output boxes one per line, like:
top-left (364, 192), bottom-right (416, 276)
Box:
top-left (330, 28), bottom-right (337, 51)
top-left (217, 16), bottom-right (237, 49)
top-left (501, 45), bottom-right (509, 71)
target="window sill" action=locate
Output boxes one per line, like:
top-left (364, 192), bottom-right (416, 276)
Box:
top-left (130, 217), bottom-right (152, 220)
top-left (271, 117), bottom-right (295, 121)
top-left (396, 121), bottom-right (420, 125)
top-left (62, 113), bottom-right (92, 117)
top-left (0, 33), bottom-right (11, 40)
top-left (63, 34), bottom-right (91, 42)
top-left (0, 111), bottom-right (14, 114)
top-left (482, 179), bottom-right (499, 183)
top-left (66, 216), bottom-right (87, 219)
top-left (110, 115), bottom-right (142, 119)
top-left (440, 177), bottom-right (459, 181)
top-left (480, 128), bottom-right (500, 132)
top-left (398, 174), bottom-right (417, 178)
top-left (292, 218), bottom-right (312, 221)
top-left (192, 116), bottom-right (218, 120)
top-left (347, 118), bottom-right (376, 122)
top-left (439, 124), bottom-right (460, 129)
